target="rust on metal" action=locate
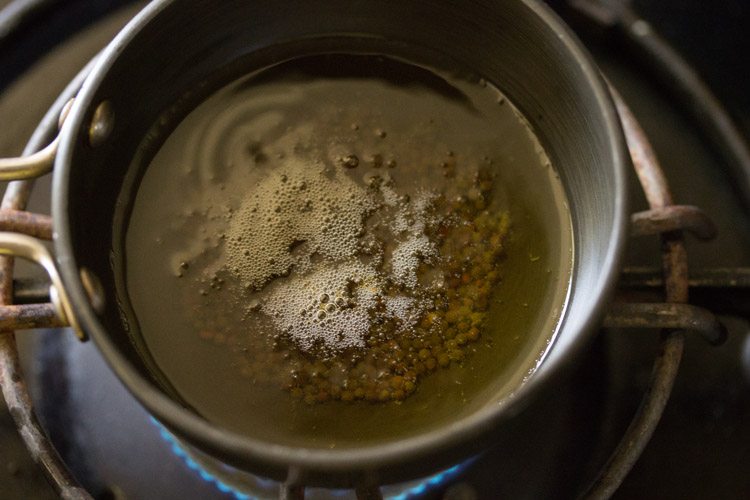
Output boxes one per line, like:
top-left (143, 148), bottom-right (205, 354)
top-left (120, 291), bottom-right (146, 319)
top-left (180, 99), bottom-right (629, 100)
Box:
top-left (0, 303), bottom-right (66, 332)
top-left (603, 302), bottom-right (727, 345)
top-left (0, 333), bottom-right (89, 500)
top-left (584, 90), bottom-right (694, 499)
top-left (0, 209), bottom-right (53, 239)
top-left (616, 93), bottom-right (672, 210)
top-left (663, 232), bottom-right (689, 303)
top-left (630, 205), bottom-right (716, 240)
top-left (567, 0), bottom-right (750, 213)
top-left (0, 174), bottom-right (91, 498)
top-left (619, 266), bottom-right (750, 289)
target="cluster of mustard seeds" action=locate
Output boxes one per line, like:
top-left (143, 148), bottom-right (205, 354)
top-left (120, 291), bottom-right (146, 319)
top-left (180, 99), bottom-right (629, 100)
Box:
top-left (188, 142), bottom-right (511, 404)
top-left (279, 184), bottom-right (509, 404)
top-left (191, 166), bottom-right (511, 404)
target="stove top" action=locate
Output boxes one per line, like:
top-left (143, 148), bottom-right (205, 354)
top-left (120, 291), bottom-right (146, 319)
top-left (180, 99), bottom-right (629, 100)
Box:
top-left (1, 1), bottom-right (748, 498)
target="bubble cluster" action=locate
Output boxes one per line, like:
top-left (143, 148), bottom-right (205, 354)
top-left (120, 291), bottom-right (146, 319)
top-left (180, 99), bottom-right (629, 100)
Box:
top-left (383, 295), bottom-right (422, 331)
top-left (381, 183), bottom-right (440, 288)
top-left (391, 234), bottom-right (435, 288)
top-left (261, 260), bottom-right (379, 351)
top-left (221, 153), bottom-right (448, 353)
top-left (225, 157), bottom-right (377, 290)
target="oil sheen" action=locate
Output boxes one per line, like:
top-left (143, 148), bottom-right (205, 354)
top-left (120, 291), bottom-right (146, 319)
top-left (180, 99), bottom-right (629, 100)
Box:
top-left (115, 54), bottom-right (573, 448)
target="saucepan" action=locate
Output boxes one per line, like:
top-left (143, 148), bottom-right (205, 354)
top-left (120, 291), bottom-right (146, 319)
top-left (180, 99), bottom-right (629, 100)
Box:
top-left (0, 0), bottom-right (627, 489)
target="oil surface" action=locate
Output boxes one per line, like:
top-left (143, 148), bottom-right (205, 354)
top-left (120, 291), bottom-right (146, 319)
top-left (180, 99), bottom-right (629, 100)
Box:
top-left (115, 54), bottom-right (573, 447)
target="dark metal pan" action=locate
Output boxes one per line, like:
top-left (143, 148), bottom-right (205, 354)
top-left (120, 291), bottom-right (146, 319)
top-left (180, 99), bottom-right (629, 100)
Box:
top-left (0, 0), bottom-right (628, 488)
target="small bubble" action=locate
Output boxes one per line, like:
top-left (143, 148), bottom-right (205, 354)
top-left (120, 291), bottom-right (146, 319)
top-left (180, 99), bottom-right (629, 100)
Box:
top-left (386, 159), bottom-right (397, 168)
top-left (317, 310), bottom-right (327, 320)
top-left (375, 129), bottom-right (387, 139)
top-left (341, 154), bottom-right (359, 168)
top-left (319, 293), bottom-right (330, 304)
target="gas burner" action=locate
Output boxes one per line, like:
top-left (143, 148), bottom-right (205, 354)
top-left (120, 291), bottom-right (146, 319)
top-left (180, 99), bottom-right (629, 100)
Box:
top-left (151, 419), bottom-right (473, 500)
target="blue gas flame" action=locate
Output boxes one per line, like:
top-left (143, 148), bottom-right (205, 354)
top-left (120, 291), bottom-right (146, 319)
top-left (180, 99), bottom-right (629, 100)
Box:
top-left (151, 417), bottom-right (472, 499)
